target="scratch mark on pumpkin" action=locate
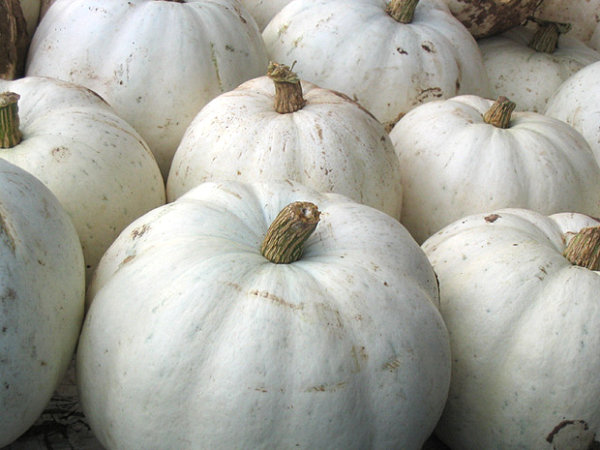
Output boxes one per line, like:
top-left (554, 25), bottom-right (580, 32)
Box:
top-left (0, 209), bottom-right (16, 253)
top-left (351, 346), bottom-right (368, 373)
top-left (249, 289), bottom-right (304, 310)
top-left (383, 358), bottom-right (402, 372)
top-left (307, 381), bottom-right (347, 393)
top-left (209, 42), bottom-right (223, 92)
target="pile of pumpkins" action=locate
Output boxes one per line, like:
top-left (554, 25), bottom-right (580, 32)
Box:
top-left (2, 0), bottom-right (600, 448)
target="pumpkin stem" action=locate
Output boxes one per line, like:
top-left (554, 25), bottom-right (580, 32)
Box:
top-left (563, 227), bottom-right (600, 271)
top-left (267, 61), bottom-right (306, 114)
top-left (386, 0), bottom-right (419, 24)
top-left (483, 96), bottom-right (516, 129)
top-left (261, 201), bottom-right (320, 264)
top-left (528, 17), bottom-right (571, 53)
top-left (0, 92), bottom-right (22, 148)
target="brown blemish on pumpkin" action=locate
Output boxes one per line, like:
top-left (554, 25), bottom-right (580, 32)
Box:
top-left (1, 287), bottom-right (17, 301)
top-left (415, 87), bottom-right (443, 103)
top-left (485, 214), bottom-right (500, 223)
top-left (249, 289), bottom-right (304, 310)
top-left (351, 346), bottom-right (368, 373)
top-left (121, 254), bottom-right (135, 265)
top-left (421, 42), bottom-right (434, 52)
top-left (546, 419), bottom-right (589, 444)
top-left (307, 381), bottom-right (347, 393)
top-left (0, 210), bottom-right (16, 253)
top-left (396, 47), bottom-right (408, 55)
top-left (383, 358), bottom-right (402, 372)
top-left (51, 146), bottom-right (70, 161)
top-left (130, 223), bottom-right (150, 239)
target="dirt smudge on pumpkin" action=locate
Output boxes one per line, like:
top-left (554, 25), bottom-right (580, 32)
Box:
top-left (0, 208), bottom-right (16, 253)
top-left (546, 419), bottom-right (591, 447)
top-left (485, 213), bottom-right (500, 223)
top-left (307, 381), bottom-right (347, 393)
top-left (249, 289), bottom-right (304, 310)
top-left (415, 87), bottom-right (443, 103)
top-left (51, 146), bottom-right (70, 161)
top-left (130, 223), bottom-right (150, 239)
top-left (351, 345), bottom-right (368, 373)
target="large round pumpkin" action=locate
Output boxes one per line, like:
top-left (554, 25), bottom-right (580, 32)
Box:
top-left (262, 0), bottom-right (492, 128)
top-left (167, 62), bottom-right (403, 219)
top-left (25, 0), bottom-right (269, 178)
top-left (0, 158), bottom-right (84, 447)
top-left (78, 179), bottom-right (451, 450)
top-left (422, 208), bottom-right (600, 449)
top-left (0, 76), bottom-right (165, 281)
top-left (388, 95), bottom-right (600, 243)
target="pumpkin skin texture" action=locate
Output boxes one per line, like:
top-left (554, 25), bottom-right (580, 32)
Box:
top-left (388, 95), bottom-right (600, 244)
top-left (0, 76), bottom-right (166, 282)
top-left (25, 0), bottom-right (269, 179)
top-left (422, 208), bottom-right (600, 450)
top-left (545, 60), bottom-right (600, 162)
top-left (478, 25), bottom-right (600, 113)
top-left (166, 68), bottom-right (403, 219)
top-left (0, 159), bottom-right (85, 447)
top-left (78, 179), bottom-right (451, 450)
top-left (262, 0), bottom-right (492, 127)
top-left (441, 0), bottom-right (543, 39)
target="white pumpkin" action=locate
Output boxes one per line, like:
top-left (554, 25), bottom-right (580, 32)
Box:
top-left (167, 62), bottom-right (403, 219)
top-left (545, 60), bottom-right (600, 161)
top-left (0, 158), bottom-right (84, 447)
top-left (0, 77), bottom-right (165, 281)
top-left (478, 21), bottom-right (600, 112)
top-left (388, 95), bottom-right (600, 243)
top-left (533, 0), bottom-right (600, 43)
top-left (25, 0), bottom-right (269, 178)
top-left (422, 208), bottom-right (600, 449)
top-left (262, 0), bottom-right (492, 127)
top-left (78, 179), bottom-right (451, 450)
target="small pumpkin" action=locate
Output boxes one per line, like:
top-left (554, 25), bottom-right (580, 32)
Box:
top-left (0, 158), bottom-right (85, 447)
top-left (0, 77), bottom-right (166, 281)
top-left (167, 62), bottom-right (403, 219)
top-left (78, 179), bottom-right (451, 450)
top-left (478, 19), bottom-right (600, 112)
top-left (423, 208), bottom-right (600, 449)
top-left (262, 0), bottom-right (492, 128)
top-left (545, 60), bottom-right (600, 161)
top-left (388, 95), bottom-right (600, 243)
top-left (25, 0), bottom-right (269, 178)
